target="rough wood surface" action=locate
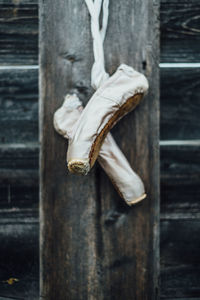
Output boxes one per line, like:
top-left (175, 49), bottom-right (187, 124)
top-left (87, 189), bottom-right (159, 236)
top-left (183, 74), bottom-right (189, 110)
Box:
top-left (161, 144), bottom-right (200, 217)
top-left (160, 219), bottom-right (200, 298)
top-left (1, 215), bottom-right (200, 300)
top-left (1, 145), bottom-right (199, 299)
top-left (0, 143), bottom-right (38, 174)
top-left (161, 0), bottom-right (200, 62)
top-left (1, 0), bottom-right (200, 64)
top-left (0, 0), bottom-right (38, 65)
top-left (39, 0), bottom-right (159, 299)
top-left (0, 69), bottom-right (38, 144)
top-left (0, 0), bottom-right (199, 299)
top-left (0, 208), bottom-right (39, 300)
top-left (2, 67), bottom-right (200, 144)
top-left (160, 68), bottom-right (200, 140)
top-left (1, 142), bottom-right (200, 216)
top-left (0, 64), bottom-right (199, 299)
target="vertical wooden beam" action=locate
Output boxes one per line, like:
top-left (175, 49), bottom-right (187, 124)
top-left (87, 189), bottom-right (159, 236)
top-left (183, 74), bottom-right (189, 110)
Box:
top-left (39, 0), bottom-right (160, 299)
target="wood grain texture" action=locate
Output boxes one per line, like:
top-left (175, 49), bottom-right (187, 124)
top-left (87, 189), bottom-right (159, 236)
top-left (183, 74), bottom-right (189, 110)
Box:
top-left (0, 0), bottom-right (38, 65)
top-left (1, 216), bottom-right (200, 300)
top-left (161, 0), bottom-right (200, 62)
top-left (0, 208), bottom-right (39, 300)
top-left (0, 0), bottom-right (199, 65)
top-left (1, 0), bottom-right (200, 65)
top-left (39, 0), bottom-right (160, 299)
top-left (0, 143), bottom-right (38, 211)
top-left (0, 143), bottom-right (38, 175)
top-left (1, 144), bottom-right (199, 299)
top-left (160, 68), bottom-right (200, 140)
top-left (160, 219), bottom-right (200, 298)
top-left (0, 0), bottom-right (199, 299)
top-left (0, 184), bottom-right (38, 211)
top-left (161, 144), bottom-right (200, 217)
top-left (0, 65), bottom-right (199, 298)
top-left (2, 66), bottom-right (200, 145)
top-left (0, 68), bottom-right (38, 144)
top-left (163, 299), bottom-right (200, 300)
top-left (1, 142), bottom-right (200, 215)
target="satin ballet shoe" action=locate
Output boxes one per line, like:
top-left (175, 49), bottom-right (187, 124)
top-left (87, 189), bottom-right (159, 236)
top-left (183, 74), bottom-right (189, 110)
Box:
top-left (54, 94), bottom-right (147, 206)
top-left (67, 64), bottom-right (149, 175)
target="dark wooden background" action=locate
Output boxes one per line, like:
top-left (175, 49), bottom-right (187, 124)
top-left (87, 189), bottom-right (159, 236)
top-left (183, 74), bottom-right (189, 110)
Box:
top-left (40, 0), bottom-right (159, 299)
top-left (0, 0), bottom-right (199, 299)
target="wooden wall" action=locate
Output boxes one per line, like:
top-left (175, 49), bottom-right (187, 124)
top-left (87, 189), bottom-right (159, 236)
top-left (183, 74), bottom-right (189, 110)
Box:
top-left (0, 0), bottom-right (199, 299)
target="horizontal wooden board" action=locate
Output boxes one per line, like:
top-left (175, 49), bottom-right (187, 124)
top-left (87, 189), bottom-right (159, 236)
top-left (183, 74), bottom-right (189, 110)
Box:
top-left (0, 210), bottom-right (199, 300)
top-left (0, 208), bottom-right (39, 300)
top-left (1, 67), bottom-right (200, 143)
top-left (1, 140), bottom-right (200, 212)
top-left (0, 0), bottom-right (200, 64)
top-left (0, 143), bottom-right (38, 171)
top-left (160, 144), bottom-right (200, 216)
top-left (160, 219), bottom-right (200, 298)
top-left (161, 0), bottom-right (200, 62)
top-left (161, 265), bottom-right (200, 299)
top-left (0, 184), bottom-right (38, 210)
top-left (0, 142), bottom-right (199, 298)
top-left (0, 141), bottom-right (199, 216)
top-left (1, 143), bottom-right (199, 215)
top-left (160, 67), bottom-right (200, 140)
top-left (0, 1), bottom-right (38, 65)
top-left (0, 68), bottom-right (38, 143)
top-left (0, 0), bottom-right (37, 3)
top-left (0, 143), bottom-right (39, 209)
top-left (0, 66), bottom-right (199, 216)
top-left (163, 299), bottom-right (200, 300)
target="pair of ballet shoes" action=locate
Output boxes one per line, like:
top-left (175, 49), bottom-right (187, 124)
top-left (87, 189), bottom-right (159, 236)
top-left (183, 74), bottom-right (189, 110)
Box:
top-left (54, 64), bottom-right (149, 205)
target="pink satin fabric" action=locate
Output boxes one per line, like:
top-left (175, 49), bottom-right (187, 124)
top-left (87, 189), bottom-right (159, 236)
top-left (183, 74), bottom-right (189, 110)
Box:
top-left (54, 94), bottom-right (146, 205)
top-left (67, 64), bottom-right (149, 172)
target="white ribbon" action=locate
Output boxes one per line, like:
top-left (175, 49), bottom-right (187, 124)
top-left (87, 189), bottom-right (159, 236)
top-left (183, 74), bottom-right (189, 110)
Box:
top-left (84, 0), bottom-right (109, 90)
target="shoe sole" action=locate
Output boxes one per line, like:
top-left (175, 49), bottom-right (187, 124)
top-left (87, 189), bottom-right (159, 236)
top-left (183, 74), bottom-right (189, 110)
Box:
top-left (89, 93), bottom-right (143, 168)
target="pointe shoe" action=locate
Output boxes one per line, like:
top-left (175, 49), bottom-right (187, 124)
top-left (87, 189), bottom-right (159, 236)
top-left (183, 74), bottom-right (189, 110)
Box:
top-left (67, 64), bottom-right (149, 175)
top-left (54, 94), bottom-right (147, 206)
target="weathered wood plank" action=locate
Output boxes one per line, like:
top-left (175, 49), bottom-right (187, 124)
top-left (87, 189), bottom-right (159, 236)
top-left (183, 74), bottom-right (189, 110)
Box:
top-left (0, 68), bottom-right (38, 144)
top-left (1, 214), bottom-right (199, 300)
top-left (0, 143), bottom-right (38, 171)
top-left (0, 0), bottom-right (37, 3)
top-left (160, 219), bottom-right (200, 298)
top-left (40, 0), bottom-right (159, 299)
top-left (163, 299), bottom-right (200, 300)
top-left (1, 143), bottom-right (200, 216)
top-left (0, 208), bottom-right (39, 300)
top-left (1, 214), bottom-right (200, 300)
top-left (160, 67), bottom-right (200, 140)
top-left (1, 67), bottom-right (199, 144)
top-left (160, 144), bottom-right (200, 216)
top-left (0, 143), bottom-right (39, 208)
top-left (1, 213), bottom-right (199, 300)
top-left (0, 184), bottom-right (38, 209)
top-left (161, 0), bottom-right (200, 62)
top-left (0, 1), bottom-right (38, 65)
top-left (1, 0), bottom-right (199, 64)
top-left (161, 265), bottom-right (200, 299)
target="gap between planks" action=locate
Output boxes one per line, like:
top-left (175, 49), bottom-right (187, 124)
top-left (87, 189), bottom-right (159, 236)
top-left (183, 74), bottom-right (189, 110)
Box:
top-left (1, 63), bottom-right (200, 70)
top-left (1, 141), bottom-right (200, 150)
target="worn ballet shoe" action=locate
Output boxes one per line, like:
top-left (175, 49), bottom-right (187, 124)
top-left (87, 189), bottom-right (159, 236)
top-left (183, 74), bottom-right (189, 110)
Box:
top-left (54, 94), bottom-right (147, 205)
top-left (67, 64), bottom-right (149, 175)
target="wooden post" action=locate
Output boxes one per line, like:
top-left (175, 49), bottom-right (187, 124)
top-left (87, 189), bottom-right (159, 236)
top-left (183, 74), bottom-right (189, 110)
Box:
top-left (39, 0), bottom-right (160, 299)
